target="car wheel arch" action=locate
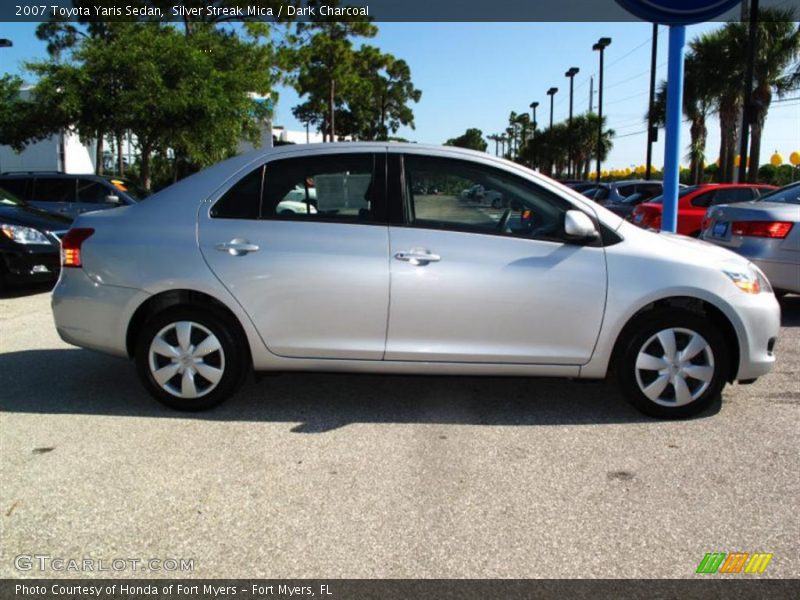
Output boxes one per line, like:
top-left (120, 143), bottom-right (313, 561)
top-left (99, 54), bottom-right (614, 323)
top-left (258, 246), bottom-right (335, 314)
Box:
top-left (125, 289), bottom-right (251, 368)
top-left (609, 296), bottom-right (740, 383)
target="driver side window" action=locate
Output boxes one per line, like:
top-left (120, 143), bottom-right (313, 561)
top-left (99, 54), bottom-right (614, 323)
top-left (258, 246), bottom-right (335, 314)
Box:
top-left (403, 155), bottom-right (571, 241)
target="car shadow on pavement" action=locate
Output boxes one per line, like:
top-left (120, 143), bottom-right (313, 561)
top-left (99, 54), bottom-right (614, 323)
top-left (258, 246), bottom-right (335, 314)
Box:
top-left (0, 282), bottom-right (54, 299)
top-left (0, 348), bottom-right (722, 431)
top-left (779, 294), bottom-right (800, 327)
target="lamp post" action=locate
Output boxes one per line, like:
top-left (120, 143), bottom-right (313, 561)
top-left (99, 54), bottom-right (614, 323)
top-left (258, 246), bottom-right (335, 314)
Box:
top-left (565, 67), bottom-right (579, 178)
top-left (592, 37), bottom-right (611, 184)
top-left (646, 24), bottom-right (658, 180)
top-left (546, 87), bottom-right (558, 129)
top-left (530, 102), bottom-right (539, 169)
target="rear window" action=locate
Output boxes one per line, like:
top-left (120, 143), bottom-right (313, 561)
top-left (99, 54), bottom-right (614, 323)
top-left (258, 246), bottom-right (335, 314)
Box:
top-left (758, 183), bottom-right (800, 205)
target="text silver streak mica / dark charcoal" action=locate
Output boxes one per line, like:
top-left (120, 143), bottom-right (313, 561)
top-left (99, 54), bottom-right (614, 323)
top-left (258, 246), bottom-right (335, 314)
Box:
top-left (52, 144), bottom-right (780, 418)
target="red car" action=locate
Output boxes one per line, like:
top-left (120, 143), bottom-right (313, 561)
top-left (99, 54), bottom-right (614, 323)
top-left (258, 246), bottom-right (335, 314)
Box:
top-left (630, 184), bottom-right (777, 236)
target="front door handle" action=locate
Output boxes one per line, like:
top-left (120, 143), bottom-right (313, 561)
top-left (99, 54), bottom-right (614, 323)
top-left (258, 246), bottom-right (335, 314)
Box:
top-left (215, 239), bottom-right (260, 256)
top-left (394, 249), bottom-right (441, 266)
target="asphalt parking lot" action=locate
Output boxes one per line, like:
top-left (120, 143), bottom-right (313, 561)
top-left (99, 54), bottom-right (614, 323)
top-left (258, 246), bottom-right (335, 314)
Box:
top-left (1, 286), bottom-right (798, 579)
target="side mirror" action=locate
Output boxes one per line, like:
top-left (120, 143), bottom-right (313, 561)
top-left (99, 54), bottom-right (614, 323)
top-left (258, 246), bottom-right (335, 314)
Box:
top-left (564, 210), bottom-right (599, 241)
top-left (105, 194), bottom-right (121, 204)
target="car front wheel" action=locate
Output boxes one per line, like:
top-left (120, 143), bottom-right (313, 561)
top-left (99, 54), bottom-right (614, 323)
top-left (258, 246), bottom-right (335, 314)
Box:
top-left (617, 310), bottom-right (729, 418)
top-left (135, 307), bottom-right (246, 411)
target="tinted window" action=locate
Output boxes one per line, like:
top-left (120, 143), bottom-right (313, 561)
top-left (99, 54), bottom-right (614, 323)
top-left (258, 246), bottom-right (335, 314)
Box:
top-left (712, 188), bottom-right (756, 205)
top-left (403, 155), bottom-right (572, 242)
top-left (211, 166), bottom-right (264, 219)
top-left (690, 191), bottom-right (716, 208)
top-left (262, 154), bottom-right (378, 222)
top-left (0, 178), bottom-right (31, 200)
top-left (594, 187), bottom-right (610, 201)
top-left (77, 179), bottom-right (112, 204)
top-left (33, 178), bottom-right (75, 202)
top-left (617, 185), bottom-right (636, 197)
top-left (758, 183), bottom-right (800, 205)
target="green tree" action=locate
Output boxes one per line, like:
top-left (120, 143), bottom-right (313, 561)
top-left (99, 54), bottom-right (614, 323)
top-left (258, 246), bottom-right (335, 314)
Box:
top-left (284, 4), bottom-right (377, 141)
top-left (347, 45), bottom-right (421, 140)
top-left (444, 128), bottom-right (487, 152)
top-left (648, 51), bottom-right (714, 184)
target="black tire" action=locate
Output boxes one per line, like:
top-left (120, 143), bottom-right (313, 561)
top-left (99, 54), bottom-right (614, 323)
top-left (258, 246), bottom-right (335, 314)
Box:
top-left (616, 309), bottom-right (729, 419)
top-left (135, 307), bottom-right (247, 411)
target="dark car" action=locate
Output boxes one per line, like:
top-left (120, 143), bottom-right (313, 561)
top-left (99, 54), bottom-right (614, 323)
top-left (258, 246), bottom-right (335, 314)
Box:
top-left (0, 186), bottom-right (70, 288)
top-left (604, 189), bottom-right (663, 219)
top-left (0, 172), bottom-right (140, 219)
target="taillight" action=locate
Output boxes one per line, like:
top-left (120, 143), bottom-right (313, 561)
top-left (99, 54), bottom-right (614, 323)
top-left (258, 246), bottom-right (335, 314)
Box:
top-left (61, 228), bottom-right (94, 267)
top-left (731, 221), bottom-right (793, 239)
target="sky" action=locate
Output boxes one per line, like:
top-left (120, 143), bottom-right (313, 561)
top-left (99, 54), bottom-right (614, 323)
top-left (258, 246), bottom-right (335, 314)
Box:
top-left (2, 20), bottom-right (799, 171)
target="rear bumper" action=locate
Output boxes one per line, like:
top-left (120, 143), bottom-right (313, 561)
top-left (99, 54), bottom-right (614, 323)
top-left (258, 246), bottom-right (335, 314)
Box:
top-left (52, 268), bottom-right (149, 357)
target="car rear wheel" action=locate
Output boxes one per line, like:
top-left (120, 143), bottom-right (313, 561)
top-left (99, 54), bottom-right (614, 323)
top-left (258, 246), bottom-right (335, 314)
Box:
top-left (135, 307), bottom-right (246, 411)
top-left (617, 310), bottom-right (728, 418)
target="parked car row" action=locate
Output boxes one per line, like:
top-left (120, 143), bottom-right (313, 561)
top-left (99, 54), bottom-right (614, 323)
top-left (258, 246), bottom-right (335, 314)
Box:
top-left (0, 172), bottom-right (141, 288)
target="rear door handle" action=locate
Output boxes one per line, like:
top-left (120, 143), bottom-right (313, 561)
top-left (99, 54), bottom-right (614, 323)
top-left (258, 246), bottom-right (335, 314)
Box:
top-left (215, 239), bottom-right (260, 256)
top-left (394, 250), bottom-right (441, 265)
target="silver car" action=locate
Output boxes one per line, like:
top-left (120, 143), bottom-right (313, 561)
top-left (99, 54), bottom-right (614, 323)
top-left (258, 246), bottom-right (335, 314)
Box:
top-left (701, 182), bottom-right (800, 294)
top-left (52, 143), bottom-right (781, 418)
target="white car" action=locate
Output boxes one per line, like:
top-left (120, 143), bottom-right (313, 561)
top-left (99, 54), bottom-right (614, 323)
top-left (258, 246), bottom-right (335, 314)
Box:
top-left (52, 143), bottom-right (780, 418)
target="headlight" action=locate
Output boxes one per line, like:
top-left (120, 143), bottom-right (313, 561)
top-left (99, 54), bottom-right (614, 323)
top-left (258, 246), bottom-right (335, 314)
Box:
top-left (0, 224), bottom-right (53, 245)
top-left (722, 261), bottom-right (772, 294)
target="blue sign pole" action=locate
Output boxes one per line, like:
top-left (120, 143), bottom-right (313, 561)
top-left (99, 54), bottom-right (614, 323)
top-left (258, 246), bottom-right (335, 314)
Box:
top-left (615, 0), bottom-right (740, 234)
top-left (662, 25), bottom-right (686, 234)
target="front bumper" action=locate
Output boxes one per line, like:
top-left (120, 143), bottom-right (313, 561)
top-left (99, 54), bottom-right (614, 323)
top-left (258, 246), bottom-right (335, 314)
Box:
top-left (726, 289), bottom-right (781, 381)
top-left (52, 268), bottom-right (150, 357)
top-left (0, 246), bottom-right (60, 286)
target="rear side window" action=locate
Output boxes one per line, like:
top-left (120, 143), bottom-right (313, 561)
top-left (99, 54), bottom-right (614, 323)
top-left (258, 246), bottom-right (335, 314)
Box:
top-left (0, 178), bottom-right (31, 200)
top-left (617, 185), bottom-right (636, 197)
top-left (211, 166), bottom-right (264, 219)
top-left (33, 178), bottom-right (76, 202)
top-left (690, 191), bottom-right (715, 208)
top-left (262, 154), bottom-right (380, 222)
top-left (712, 188), bottom-right (756, 205)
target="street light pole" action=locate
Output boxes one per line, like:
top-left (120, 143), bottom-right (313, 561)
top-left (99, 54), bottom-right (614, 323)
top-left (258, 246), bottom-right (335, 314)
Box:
top-left (530, 102), bottom-right (539, 169)
top-left (565, 67), bottom-right (579, 178)
top-left (547, 87), bottom-right (558, 129)
top-left (646, 24), bottom-right (658, 180)
top-left (593, 37), bottom-right (611, 184)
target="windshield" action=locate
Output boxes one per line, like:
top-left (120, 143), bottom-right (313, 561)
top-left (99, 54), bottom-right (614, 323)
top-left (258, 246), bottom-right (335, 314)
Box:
top-left (647, 186), bottom-right (700, 205)
top-left (0, 187), bottom-right (25, 207)
top-left (757, 183), bottom-right (800, 205)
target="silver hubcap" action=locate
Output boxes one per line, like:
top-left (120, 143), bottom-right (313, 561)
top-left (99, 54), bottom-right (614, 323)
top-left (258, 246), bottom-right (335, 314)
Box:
top-left (148, 321), bottom-right (225, 399)
top-left (634, 327), bottom-right (715, 407)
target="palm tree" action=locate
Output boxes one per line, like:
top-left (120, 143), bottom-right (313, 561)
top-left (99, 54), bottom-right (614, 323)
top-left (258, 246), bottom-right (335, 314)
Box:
top-left (738, 8), bottom-right (800, 182)
top-left (648, 51), bottom-right (714, 185)
top-left (691, 28), bottom-right (743, 183)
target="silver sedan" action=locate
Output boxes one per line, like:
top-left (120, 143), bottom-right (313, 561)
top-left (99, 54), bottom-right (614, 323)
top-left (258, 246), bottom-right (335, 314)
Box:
top-left (701, 182), bottom-right (800, 294)
top-left (52, 143), bottom-right (780, 419)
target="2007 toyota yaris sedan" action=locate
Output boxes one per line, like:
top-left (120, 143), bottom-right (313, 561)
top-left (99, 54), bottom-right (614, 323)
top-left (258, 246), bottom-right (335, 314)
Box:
top-left (52, 143), bottom-right (781, 418)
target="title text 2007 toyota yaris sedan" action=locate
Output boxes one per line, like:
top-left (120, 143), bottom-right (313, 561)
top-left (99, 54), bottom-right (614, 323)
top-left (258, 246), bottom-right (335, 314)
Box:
top-left (52, 144), bottom-right (780, 418)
